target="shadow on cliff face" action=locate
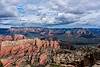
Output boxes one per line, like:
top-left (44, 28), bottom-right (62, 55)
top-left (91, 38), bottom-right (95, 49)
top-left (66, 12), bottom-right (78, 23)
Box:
top-left (0, 61), bottom-right (3, 67)
top-left (0, 37), bottom-right (100, 67)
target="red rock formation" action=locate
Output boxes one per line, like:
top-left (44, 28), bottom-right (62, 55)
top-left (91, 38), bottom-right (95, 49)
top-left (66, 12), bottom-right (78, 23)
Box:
top-left (14, 34), bottom-right (26, 40)
top-left (1, 59), bottom-right (13, 67)
top-left (39, 53), bottom-right (48, 65)
top-left (4, 35), bottom-right (13, 41)
top-left (0, 46), bottom-right (13, 57)
top-left (0, 34), bottom-right (26, 43)
top-left (0, 35), bottom-right (13, 42)
top-left (35, 38), bottom-right (43, 49)
top-left (50, 40), bottom-right (60, 49)
top-left (0, 38), bottom-right (60, 67)
top-left (0, 35), bottom-right (4, 42)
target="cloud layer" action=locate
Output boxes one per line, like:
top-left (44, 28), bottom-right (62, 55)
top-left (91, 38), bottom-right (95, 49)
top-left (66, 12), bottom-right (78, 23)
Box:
top-left (0, 0), bottom-right (19, 18)
top-left (0, 0), bottom-right (100, 28)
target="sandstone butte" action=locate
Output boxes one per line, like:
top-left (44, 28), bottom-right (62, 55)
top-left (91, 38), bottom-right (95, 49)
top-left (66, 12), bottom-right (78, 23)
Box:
top-left (0, 36), bottom-right (100, 67)
top-left (0, 34), bottom-right (26, 42)
top-left (0, 38), bottom-right (60, 67)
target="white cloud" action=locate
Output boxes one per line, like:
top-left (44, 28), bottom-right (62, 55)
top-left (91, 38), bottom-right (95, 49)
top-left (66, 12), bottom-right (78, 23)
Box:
top-left (46, 0), bottom-right (100, 27)
top-left (0, 0), bottom-right (100, 28)
top-left (79, 11), bottom-right (100, 26)
top-left (0, 0), bottom-right (19, 18)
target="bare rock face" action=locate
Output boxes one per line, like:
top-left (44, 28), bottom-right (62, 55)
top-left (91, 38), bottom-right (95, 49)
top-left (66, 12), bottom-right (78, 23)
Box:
top-left (50, 40), bottom-right (60, 49)
top-left (0, 46), bottom-right (12, 57)
top-left (14, 34), bottom-right (26, 40)
top-left (34, 38), bottom-right (60, 49)
top-left (1, 38), bottom-right (99, 67)
top-left (0, 35), bottom-right (13, 42)
top-left (39, 53), bottom-right (48, 65)
top-left (4, 35), bottom-right (13, 41)
top-left (1, 59), bottom-right (14, 67)
top-left (0, 38), bottom-right (60, 67)
top-left (0, 34), bottom-right (26, 42)
top-left (0, 35), bottom-right (4, 42)
top-left (35, 38), bottom-right (43, 49)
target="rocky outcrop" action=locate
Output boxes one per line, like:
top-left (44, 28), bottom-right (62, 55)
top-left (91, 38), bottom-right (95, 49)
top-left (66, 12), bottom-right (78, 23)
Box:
top-left (0, 38), bottom-right (100, 67)
top-left (13, 34), bottom-right (26, 40)
top-left (0, 34), bottom-right (26, 42)
top-left (0, 38), bottom-right (60, 67)
top-left (97, 45), bottom-right (100, 48)
top-left (39, 53), bottom-right (48, 65)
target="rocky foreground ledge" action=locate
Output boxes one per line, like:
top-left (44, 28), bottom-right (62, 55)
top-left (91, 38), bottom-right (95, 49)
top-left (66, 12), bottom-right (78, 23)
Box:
top-left (0, 38), bottom-right (100, 67)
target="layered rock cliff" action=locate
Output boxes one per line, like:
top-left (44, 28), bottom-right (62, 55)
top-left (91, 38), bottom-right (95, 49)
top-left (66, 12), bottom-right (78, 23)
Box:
top-left (0, 34), bottom-right (26, 42)
top-left (0, 38), bottom-right (60, 67)
top-left (0, 38), bottom-right (100, 67)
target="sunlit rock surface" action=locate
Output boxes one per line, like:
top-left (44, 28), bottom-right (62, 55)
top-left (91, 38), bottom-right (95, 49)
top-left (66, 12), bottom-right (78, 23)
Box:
top-left (0, 38), bottom-right (60, 67)
top-left (0, 38), bottom-right (100, 67)
top-left (0, 34), bottom-right (26, 42)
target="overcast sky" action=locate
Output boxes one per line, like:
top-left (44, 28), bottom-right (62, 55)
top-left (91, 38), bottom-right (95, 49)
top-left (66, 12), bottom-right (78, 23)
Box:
top-left (0, 0), bottom-right (100, 28)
